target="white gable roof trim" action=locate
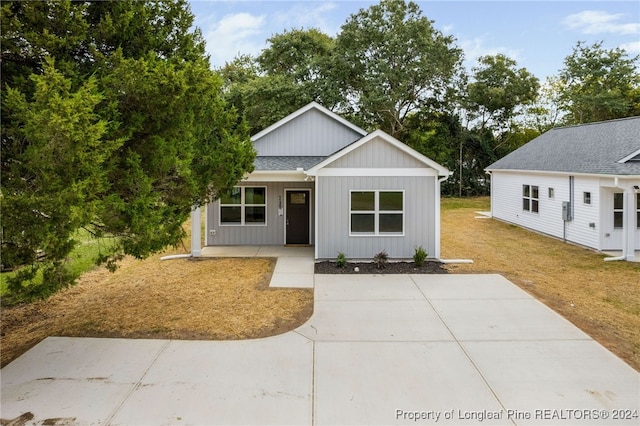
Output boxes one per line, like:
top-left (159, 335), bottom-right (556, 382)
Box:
top-left (251, 101), bottom-right (368, 142)
top-left (618, 148), bottom-right (640, 164)
top-left (306, 129), bottom-right (451, 176)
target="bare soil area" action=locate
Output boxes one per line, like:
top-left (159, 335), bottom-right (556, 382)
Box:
top-left (315, 260), bottom-right (448, 274)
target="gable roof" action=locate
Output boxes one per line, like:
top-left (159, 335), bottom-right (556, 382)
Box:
top-left (251, 101), bottom-right (368, 142)
top-left (306, 130), bottom-right (450, 176)
top-left (487, 116), bottom-right (640, 176)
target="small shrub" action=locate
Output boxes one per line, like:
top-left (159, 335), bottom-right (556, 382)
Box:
top-left (373, 250), bottom-right (388, 269)
top-left (413, 246), bottom-right (428, 267)
top-left (336, 252), bottom-right (347, 268)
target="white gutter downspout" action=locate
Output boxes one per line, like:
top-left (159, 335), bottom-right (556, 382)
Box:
top-left (161, 205), bottom-right (202, 260)
top-left (604, 177), bottom-right (635, 262)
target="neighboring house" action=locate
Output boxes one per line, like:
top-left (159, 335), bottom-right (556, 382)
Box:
top-left (486, 117), bottom-right (640, 261)
top-left (195, 102), bottom-right (450, 260)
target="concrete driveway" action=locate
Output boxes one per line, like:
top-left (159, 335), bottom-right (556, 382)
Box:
top-left (1, 274), bottom-right (639, 425)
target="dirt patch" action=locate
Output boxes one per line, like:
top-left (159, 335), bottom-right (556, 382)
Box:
top-left (1, 256), bottom-right (313, 368)
top-left (315, 260), bottom-right (448, 274)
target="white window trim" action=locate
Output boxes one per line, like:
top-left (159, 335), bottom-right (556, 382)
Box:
top-left (522, 185), bottom-right (539, 214)
top-left (219, 186), bottom-right (268, 226)
top-left (349, 190), bottom-right (405, 237)
top-left (583, 191), bottom-right (592, 205)
top-left (613, 192), bottom-right (624, 230)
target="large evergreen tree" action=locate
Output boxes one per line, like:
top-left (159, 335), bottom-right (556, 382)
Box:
top-left (1, 1), bottom-right (254, 297)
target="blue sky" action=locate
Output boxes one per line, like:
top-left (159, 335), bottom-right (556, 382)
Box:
top-left (189, 1), bottom-right (640, 81)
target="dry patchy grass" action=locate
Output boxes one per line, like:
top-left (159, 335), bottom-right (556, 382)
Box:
top-left (1, 254), bottom-right (312, 367)
top-left (442, 197), bottom-right (640, 371)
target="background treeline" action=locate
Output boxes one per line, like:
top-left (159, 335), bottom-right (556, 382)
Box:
top-left (219, 0), bottom-right (640, 197)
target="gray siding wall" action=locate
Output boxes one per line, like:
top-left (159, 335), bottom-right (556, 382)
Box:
top-left (253, 109), bottom-right (363, 156)
top-left (207, 181), bottom-right (314, 246)
top-left (316, 176), bottom-right (436, 259)
top-left (326, 136), bottom-right (425, 168)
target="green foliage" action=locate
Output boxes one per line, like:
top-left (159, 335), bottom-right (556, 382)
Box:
top-left (413, 246), bottom-right (428, 266)
top-left (373, 250), bottom-right (389, 269)
top-left (334, 0), bottom-right (463, 136)
top-left (466, 54), bottom-right (540, 134)
top-left (558, 41), bottom-right (640, 124)
top-left (336, 252), bottom-right (348, 268)
top-left (1, 0), bottom-right (254, 298)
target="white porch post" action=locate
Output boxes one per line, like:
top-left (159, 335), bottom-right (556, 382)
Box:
top-left (191, 206), bottom-right (202, 257)
top-left (623, 189), bottom-right (635, 261)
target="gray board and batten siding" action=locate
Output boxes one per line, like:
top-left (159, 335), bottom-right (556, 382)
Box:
top-left (207, 181), bottom-right (314, 246)
top-left (325, 136), bottom-right (427, 169)
top-left (252, 107), bottom-right (365, 156)
top-left (316, 175), bottom-right (437, 260)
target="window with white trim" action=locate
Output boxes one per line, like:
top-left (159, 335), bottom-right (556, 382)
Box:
top-left (220, 186), bottom-right (266, 225)
top-left (548, 187), bottom-right (554, 199)
top-left (583, 192), bottom-right (591, 205)
top-left (613, 192), bottom-right (623, 229)
top-left (522, 185), bottom-right (539, 213)
top-left (350, 190), bottom-right (403, 235)
top-left (637, 194), bottom-right (640, 230)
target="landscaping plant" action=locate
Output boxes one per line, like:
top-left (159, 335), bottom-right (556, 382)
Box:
top-left (336, 252), bottom-right (347, 268)
top-left (373, 250), bottom-right (388, 269)
top-left (413, 246), bottom-right (428, 266)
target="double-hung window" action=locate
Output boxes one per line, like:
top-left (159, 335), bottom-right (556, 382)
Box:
top-left (350, 190), bottom-right (403, 235)
top-left (613, 193), bottom-right (623, 229)
top-left (522, 185), bottom-right (539, 213)
top-left (220, 186), bottom-right (266, 225)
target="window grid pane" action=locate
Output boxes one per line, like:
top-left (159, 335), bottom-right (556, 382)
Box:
top-left (351, 192), bottom-right (375, 211)
top-left (220, 206), bottom-right (241, 223)
top-left (379, 192), bottom-right (403, 211)
top-left (379, 213), bottom-right (403, 233)
top-left (614, 212), bottom-right (623, 229)
top-left (351, 214), bottom-right (375, 233)
top-left (245, 206), bottom-right (266, 223)
top-left (245, 187), bottom-right (265, 205)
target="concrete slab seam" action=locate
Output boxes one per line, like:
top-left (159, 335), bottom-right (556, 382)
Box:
top-left (408, 275), bottom-right (513, 423)
top-left (103, 339), bottom-right (171, 425)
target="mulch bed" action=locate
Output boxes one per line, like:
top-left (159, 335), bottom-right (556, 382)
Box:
top-left (314, 260), bottom-right (448, 274)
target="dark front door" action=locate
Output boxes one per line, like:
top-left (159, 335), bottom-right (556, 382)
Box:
top-left (286, 190), bottom-right (310, 245)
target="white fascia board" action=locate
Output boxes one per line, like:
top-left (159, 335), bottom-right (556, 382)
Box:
top-left (618, 148), bottom-right (640, 164)
top-left (315, 168), bottom-right (440, 177)
top-left (251, 102), bottom-right (368, 142)
top-left (486, 168), bottom-right (640, 180)
top-left (245, 171), bottom-right (307, 182)
top-left (307, 129), bottom-right (450, 176)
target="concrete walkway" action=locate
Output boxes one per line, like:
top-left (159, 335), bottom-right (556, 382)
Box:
top-left (1, 274), bottom-right (639, 425)
top-left (201, 245), bottom-right (315, 288)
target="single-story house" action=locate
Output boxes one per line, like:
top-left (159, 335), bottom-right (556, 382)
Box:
top-left (486, 116), bottom-right (640, 261)
top-left (190, 102), bottom-right (450, 260)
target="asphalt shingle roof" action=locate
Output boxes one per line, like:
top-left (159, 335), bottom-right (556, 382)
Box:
top-left (254, 156), bottom-right (327, 171)
top-left (487, 117), bottom-right (640, 176)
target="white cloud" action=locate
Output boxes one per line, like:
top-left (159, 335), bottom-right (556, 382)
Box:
top-left (460, 37), bottom-right (522, 65)
top-left (563, 10), bottom-right (640, 35)
top-left (441, 24), bottom-right (455, 34)
top-left (274, 2), bottom-right (340, 35)
top-left (202, 12), bottom-right (267, 67)
top-left (619, 40), bottom-right (640, 55)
